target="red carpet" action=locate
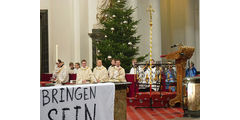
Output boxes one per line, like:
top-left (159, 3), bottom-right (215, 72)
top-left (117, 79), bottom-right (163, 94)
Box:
top-left (127, 92), bottom-right (177, 107)
top-left (127, 106), bottom-right (184, 120)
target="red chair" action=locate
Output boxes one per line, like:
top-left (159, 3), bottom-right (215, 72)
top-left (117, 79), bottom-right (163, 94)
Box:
top-left (69, 74), bottom-right (77, 80)
top-left (126, 74), bottom-right (139, 97)
top-left (41, 73), bottom-right (52, 81)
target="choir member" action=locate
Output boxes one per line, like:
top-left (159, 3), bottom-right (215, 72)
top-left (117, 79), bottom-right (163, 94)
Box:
top-left (93, 60), bottom-right (109, 83)
top-left (165, 65), bottom-right (176, 91)
top-left (186, 61), bottom-right (197, 77)
top-left (109, 59), bottom-right (126, 82)
top-left (129, 59), bottom-right (137, 74)
top-left (76, 59), bottom-right (96, 84)
top-left (74, 62), bottom-right (80, 74)
top-left (68, 62), bottom-right (75, 74)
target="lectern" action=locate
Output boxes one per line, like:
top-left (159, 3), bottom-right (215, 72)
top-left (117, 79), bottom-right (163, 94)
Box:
top-left (164, 46), bottom-right (195, 106)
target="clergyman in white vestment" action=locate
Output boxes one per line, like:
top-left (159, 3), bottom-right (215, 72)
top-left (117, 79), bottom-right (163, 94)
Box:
top-left (93, 59), bottom-right (109, 83)
top-left (52, 60), bottom-right (69, 85)
top-left (76, 60), bottom-right (96, 84)
top-left (109, 59), bottom-right (126, 82)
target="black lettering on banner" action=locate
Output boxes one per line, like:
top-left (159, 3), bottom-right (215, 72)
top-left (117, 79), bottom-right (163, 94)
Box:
top-left (60, 88), bottom-right (65, 102)
top-left (75, 87), bottom-right (82, 100)
top-left (42, 90), bottom-right (50, 106)
top-left (74, 106), bottom-right (82, 120)
top-left (85, 104), bottom-right (96, 120)
top-left (48, 108), bottom-right (57, 120)
top-left (90, 86), bottom-right (96, 99)
top-left (66, 87), bottom-right (74, 102)
top-left (52, 89), bottom-right (58, 104)
top-left (62, 108), bottom-right (70, 120)
top-left (93, 104), bottom-right (96, 119)
top-left (84, 88), bottom-right (89, 100)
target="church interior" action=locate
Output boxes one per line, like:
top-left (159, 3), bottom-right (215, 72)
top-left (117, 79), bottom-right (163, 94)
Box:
top-left (40, 0), bottom-right (200, 120)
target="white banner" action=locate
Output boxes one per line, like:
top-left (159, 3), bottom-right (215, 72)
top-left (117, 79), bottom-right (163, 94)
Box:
top-left (40, 83), bottom-right (115, 120)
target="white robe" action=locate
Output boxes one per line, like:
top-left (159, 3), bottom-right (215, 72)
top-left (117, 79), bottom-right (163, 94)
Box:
top-left (129, 66), bottom-right (142, 74)
top-left (68, 68), bottom-right (75, 74)
top-left (52, 65), bottom-right (69, 84)
top-left (109, 66), bottom-right (126, 82)
top-left (129, 67), bottom-right (136, 74)
top-left (108, 65), bottom-right (115, 75)
top-left (73, 68), bottom-right (79, 74)
top-left (76, 66), bottom-right (96, 84)
top-left (93, 66), bottom-right (109, 82)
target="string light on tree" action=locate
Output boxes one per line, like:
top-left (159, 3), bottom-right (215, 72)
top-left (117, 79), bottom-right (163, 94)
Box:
top-left (123, 21), bottom-right (128, 24)
top-left (107, 56), bottom-right (112, 59)
top-left (128, 42), bottom-right (132, 45)
top-left (105, 35), bottom-right (107, 38)
top-left (112, 15), bottom-right (116, 18)
top-left (117, 0), bottom-right (120, 3)
top-left (111, 27), bottom-right (115, 31)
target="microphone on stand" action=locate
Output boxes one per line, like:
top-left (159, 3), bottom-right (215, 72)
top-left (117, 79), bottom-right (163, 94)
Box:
top-left (170, 44), bottom-right (178, 48)
top-left (171, 42), bottom-right (184, 48)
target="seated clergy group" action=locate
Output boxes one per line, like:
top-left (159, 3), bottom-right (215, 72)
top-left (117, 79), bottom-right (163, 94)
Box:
top-left (52, 59), bottom-right (126, 84)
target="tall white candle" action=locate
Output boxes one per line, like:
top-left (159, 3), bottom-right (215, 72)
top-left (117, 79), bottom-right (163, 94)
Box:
top-left (56, 44), bottom-right (58, 62)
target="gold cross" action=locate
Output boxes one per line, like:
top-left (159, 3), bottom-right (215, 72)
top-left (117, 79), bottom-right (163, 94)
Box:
top-left (147, 4), bottom-right (155, 21)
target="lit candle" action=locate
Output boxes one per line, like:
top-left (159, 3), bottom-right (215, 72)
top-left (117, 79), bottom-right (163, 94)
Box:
top-left (56, 44), bottom-right (58, 62)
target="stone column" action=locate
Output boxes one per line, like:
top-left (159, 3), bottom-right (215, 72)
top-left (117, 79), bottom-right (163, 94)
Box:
top-left (194, 0), bottom-right (200, 71)
top-left (73, 0), bottom-right (81, 63)
top-left (185, 0), bottom-right (196, 69)
top-left (150, 0), bottom-right (162, 61)
top-left (88, 29), bottom-right (104, 67)
top-left (184, 0), bottom-right (199, 71)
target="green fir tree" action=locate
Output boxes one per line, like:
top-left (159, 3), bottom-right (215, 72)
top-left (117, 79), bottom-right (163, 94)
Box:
top-left (96, 0), bottom-right (148, 72)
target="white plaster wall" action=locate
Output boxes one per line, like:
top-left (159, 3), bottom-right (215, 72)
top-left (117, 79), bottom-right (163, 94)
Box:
top-left (151, 0), bottom-right (162, 61)
top-left (40, 0), bottom-right (49, 9)
top-left (49, 0), bottom-right (75, 72)
top-left (160, 0), bottom-right (200, 70)
top-left (79, 0), bottom-right (90, 67)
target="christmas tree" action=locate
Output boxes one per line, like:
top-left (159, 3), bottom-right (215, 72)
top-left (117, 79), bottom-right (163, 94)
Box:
top-left (96, 0), bottom-right (148, 72)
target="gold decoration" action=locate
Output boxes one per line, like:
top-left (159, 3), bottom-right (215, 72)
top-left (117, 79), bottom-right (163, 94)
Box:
top-left (154, 73), bottom-right (158, 81)
top-left (147, 4), bottom-right (155, 84)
